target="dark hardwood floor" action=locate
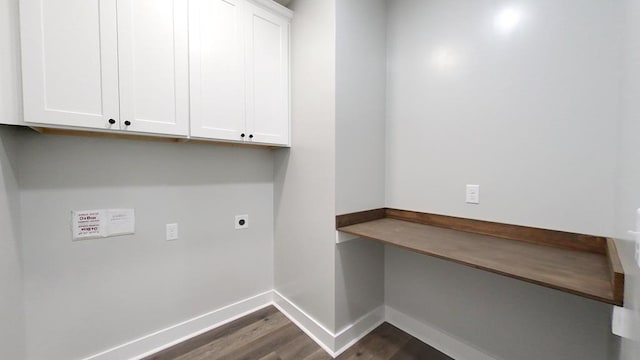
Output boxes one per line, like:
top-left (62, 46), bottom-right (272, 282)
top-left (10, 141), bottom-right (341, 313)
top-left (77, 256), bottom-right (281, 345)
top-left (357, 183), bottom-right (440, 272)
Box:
top-left (143, 306), bottom-right (452, 360)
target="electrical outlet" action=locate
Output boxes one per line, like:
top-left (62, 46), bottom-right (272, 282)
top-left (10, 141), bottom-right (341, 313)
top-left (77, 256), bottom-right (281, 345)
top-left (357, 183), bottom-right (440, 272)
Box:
top-left (466, 184), bottom-right (480, 204)
top-left (612, 306), bottom-right (629, 338)
top-left (166, 223), bottom-right (178, 241)
top-left (235, 215), bottom-right (249, 230)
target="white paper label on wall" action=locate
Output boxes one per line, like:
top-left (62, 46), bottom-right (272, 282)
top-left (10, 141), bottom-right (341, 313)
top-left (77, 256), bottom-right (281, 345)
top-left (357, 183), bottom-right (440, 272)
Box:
top-left (72, 210), bottom-right (104, 240)
top-left (72, 209), bottom-right (135, 241)
top-left (106, 209), bottom-right (135, 236)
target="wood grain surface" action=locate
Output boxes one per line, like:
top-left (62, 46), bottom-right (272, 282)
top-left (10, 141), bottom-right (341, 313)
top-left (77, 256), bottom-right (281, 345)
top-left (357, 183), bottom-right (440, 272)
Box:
top-left (339, 217), bottom-right (623, 305)
top-left (336, 208), bottom-right (386, 228)
top-left (144, 306), bottom-right (452, 360)
top-left (606, 238), bottom-right (625, 304)
top-left (384, 208), bottom-right (607, 254)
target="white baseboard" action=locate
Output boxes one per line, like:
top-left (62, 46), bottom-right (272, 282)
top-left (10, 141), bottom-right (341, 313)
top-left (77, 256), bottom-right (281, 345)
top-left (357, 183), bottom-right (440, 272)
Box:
top-left (82, 291), bottom-right (274, 360)
top-left (385, 306), bottom-right (499, 360)
top-left (272, 290), bottom-right (337, 355)
top-left (81, 292), bottom-right (496, 360)
top-left (272, 290), bottom-right (385, 358)
top-left (333, 305), bottom-right (385, 354)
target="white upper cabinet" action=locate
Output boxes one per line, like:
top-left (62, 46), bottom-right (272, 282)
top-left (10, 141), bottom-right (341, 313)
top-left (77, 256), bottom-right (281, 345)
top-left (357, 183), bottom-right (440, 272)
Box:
top-left (20, 0), bottom-right (189, 136)
top-left (20, 0), bottom-right (120, 129)
top-left (190, 0), bottom-right (291, 146)
top-left (20, 0), bottom-right (291, 145)
top-left (190, 0), bottom-right (247, 141)
top-left (245, 3), bottom-right (290, 146)
top-left (117, 0), bottom-right (190, 136)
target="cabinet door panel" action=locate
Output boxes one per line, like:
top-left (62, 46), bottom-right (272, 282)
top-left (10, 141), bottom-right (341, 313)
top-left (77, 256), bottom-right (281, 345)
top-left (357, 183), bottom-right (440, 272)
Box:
top-left (20, 0), bottom-right (119, 129)
top-left (245, 4), bottom-right (289, 146)
top-left (190, 0), bottom-right (246, 141)
top-left (117, 0), bottom-right (189, 136)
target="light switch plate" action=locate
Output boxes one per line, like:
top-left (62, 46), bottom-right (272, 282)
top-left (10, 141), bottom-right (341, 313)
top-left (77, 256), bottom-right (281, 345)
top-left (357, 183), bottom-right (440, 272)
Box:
top-left (166, 223), bottom-right (178, 241)
top-left (466, 184), bottom-right (480, 204)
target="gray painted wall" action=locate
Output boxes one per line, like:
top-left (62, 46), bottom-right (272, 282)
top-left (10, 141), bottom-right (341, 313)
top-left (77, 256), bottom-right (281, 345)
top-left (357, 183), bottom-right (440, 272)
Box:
top-left (616, 0), bottom-right (640, 358)
top-left (0, 0), bottom-right (25, 357)
top-left (334, 0), bottom-right (387, 333)
top-left (384, 0), bottom-right (621, 358)
top-left (385, 0), bottom-right (619, 236)
top-left (274, 0), bottom-right (337, 332)
top-left (335, 0), bottom-right (386, 215)
top-left (17, 131), bottom-right (275, 360)
top-left (385, 247), bottom-right (615, 360)
top-left (0, 126), bottom-right (26, 360)
top-left (0, 0), bottom-right (22, 125)
top-left (1, 0), bottom-right (277, 356)
top-left (3, 0), bottom-right (637, 359)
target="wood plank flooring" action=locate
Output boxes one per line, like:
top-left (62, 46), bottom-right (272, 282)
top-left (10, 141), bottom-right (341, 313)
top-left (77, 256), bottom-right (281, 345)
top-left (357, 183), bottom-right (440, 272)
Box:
top-left (143, 306), bottom-right (452, 360)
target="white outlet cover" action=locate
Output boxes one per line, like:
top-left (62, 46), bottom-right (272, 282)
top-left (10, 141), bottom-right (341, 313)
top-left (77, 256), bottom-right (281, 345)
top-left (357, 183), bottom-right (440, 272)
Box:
top-left (166, 223), bottom-right (178, 241)
top-left (466, 184), bottom-right (480, 204)
top-left (235, 215), bottom-right (249, 230)
top-left (612, 306), bottom-right (640, 341)
top-left (613, 306), bottom-right (630, 338)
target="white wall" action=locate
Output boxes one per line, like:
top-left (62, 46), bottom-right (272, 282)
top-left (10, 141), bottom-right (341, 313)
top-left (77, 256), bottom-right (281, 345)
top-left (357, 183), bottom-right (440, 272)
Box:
top-left (616, 0), bottom-right (640, 358)
top-left (386, 0), bottom-right (619, 236)
top-left (384, 0), bottom-right (621, 359)
top-left (0, 126), bottom-right (26, 360)
top-left (0, 0), bottom-right (26, 357)
top-left (0, 0), bottom-right (23, 125)
top-left (335, 0), bottom-right (386, 215)
top-left (273, 0), bottom-right (337, 332)
top-left (17, 131), bottom-right (274, 360)
top-left (4, 0), bottom-right (634, 359)
top-left (386, 247), bottom-right (615, 360)
top-left (334, 0), bottom-right (387, 332)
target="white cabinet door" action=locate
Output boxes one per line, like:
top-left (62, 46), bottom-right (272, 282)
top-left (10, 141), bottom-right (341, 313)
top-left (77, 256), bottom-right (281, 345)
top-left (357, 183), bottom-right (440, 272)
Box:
top-left (20, 0), bottom-right (120, 129)
top-left (190, 0), bottom-right (246, 141)
top-left (117, 0), bottom-right (189, 136)
top-left (245, 3), bottom-right (290, 146)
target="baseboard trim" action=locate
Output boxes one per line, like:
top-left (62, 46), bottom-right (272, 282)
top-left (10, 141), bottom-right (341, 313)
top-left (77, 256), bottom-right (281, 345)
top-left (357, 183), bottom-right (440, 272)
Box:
top-left (272, 290), bottom-right (385, 358)
top-left (81, 293), bottom-right (493, 360)
top-left (333, 305), bottom-right (385, 354)
top-left (82, 291), bottom-right (273, 360)
top-left (272, 290), bottom-right (337, 356)
top-left (385, 306), bottom-right (499, 360)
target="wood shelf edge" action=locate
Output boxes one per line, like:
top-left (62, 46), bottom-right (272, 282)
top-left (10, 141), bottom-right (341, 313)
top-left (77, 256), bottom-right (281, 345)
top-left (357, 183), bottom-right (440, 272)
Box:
top-left (336, 208), bottom-right (386, 228)
top-left (606, 238), bottom-right (625, 306)
top-left (338, 226), bottom-right (620, 305)
top-left (335, 207), bottom-right (607, 254)
top-left (335, 208), bottom-right (625, 306)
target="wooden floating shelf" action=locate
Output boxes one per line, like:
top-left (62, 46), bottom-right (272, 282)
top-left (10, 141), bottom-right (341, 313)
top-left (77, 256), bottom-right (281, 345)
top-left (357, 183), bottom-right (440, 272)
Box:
top-left (336, 208), bottom-right (624, 306)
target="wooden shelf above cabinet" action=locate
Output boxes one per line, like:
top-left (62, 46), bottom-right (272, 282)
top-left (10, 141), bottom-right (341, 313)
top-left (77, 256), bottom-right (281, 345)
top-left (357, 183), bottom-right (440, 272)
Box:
top-left (336, 208), bottom-right (624, 306)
